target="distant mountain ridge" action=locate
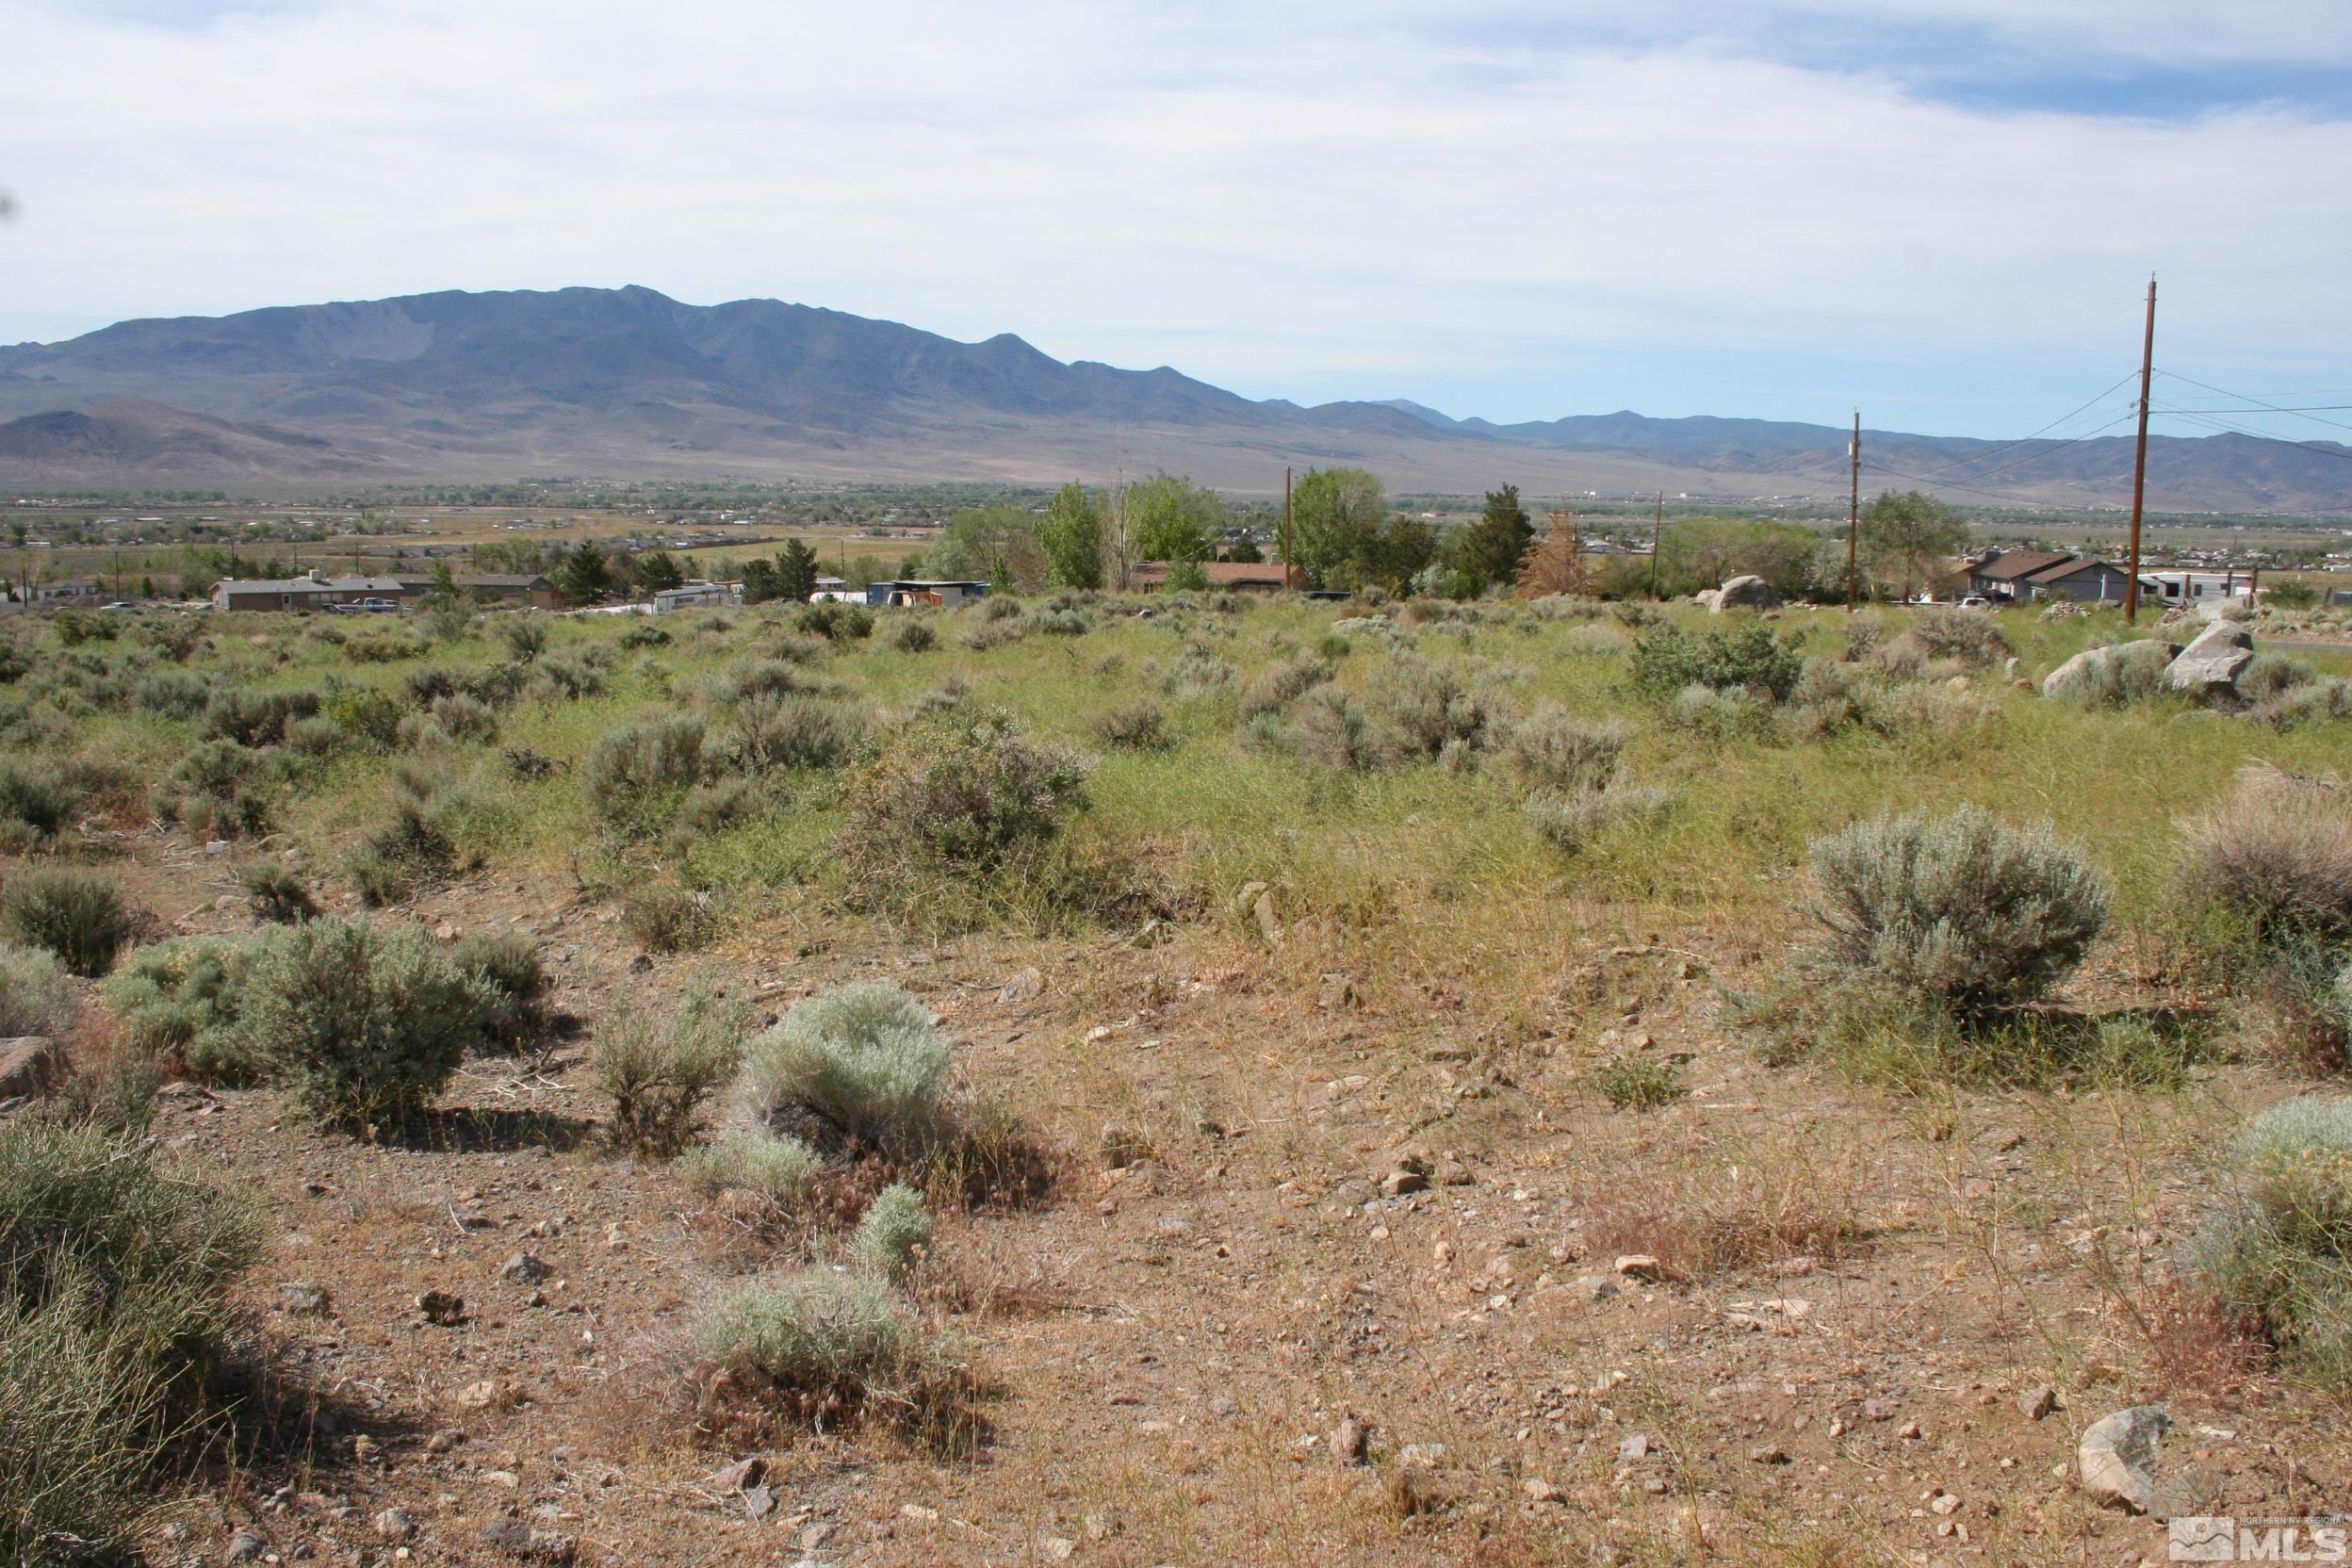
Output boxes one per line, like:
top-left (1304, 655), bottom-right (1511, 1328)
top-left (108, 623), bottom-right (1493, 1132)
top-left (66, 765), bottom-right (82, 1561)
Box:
top-left (2, 284), bottom-right (2346, 511)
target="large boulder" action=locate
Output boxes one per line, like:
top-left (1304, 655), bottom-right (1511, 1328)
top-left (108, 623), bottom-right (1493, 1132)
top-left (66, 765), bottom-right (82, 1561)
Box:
top-left (1710, 576), bottom-right (1781, 612)
top-left (2041, 640), bottom-right (2178, 704)
top-left (2076, 1404), bottom-right (2219, 1517)
top-left (2164, 620), bottom-right (2256, 699)
top-left (0, 1037), bottom-right (63, 1101)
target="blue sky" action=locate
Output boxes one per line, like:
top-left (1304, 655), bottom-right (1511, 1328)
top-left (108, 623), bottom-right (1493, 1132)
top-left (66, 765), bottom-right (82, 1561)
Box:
top-left (4, 0), bottom-right (2349, 454)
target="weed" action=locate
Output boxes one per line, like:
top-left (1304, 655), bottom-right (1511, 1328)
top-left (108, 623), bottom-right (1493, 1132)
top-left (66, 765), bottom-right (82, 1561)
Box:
top-left (0, 941), bottom-right (74, 1037)
top-left (594, 978), bottom-right (751, 1158)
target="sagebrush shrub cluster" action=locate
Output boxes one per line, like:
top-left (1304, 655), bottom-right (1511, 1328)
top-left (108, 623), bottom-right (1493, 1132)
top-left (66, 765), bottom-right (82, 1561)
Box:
top-left (743, 982), bottom-right (950, 1152)
top-left (2191, 1098), bottom-right (2352, 1389)
top-left (1630, 623), bottom-right (1803, 704)
top-left (841, 708), bottom-right (1089, 874)
top-left (690, 1268), bottom-right (972, 1441)
top-left (593, 978), bottom-right (751, 1156)
top-left (1, 866), bottom-right (131, 977)
top-left (1804, 805), bottom-right (2110, 1021)
top-left (0, 941), bottom-right (73, 1037)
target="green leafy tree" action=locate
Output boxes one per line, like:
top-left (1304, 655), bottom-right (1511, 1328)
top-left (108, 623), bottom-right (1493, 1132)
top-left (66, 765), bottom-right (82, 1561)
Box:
top-left (1287, 467), bottom-right (1385, 589)
top-left (1363, 514), bottom-right (1437, 594)
top-left (1037, 483), bottom-right (1104, 590)
top-left (1451, 484), bottom-right (1536, 595)
top-left (420, 558), bottom-right (471, 641)
top-left (1859, 489), bottom-right (1969, 602)
top-left (927, 506), bottom-right (1046, 591)
top-left (1128, 473), bottom-right (1221, 566)
top-left (555, 541), bottom-right (616, 606)
top-left (1223, 535), bottom-right (1264, 564)
top-left (1652, 516), bottom-right (1832, 600)
top-left (776, 538), bottom-right (822, 602)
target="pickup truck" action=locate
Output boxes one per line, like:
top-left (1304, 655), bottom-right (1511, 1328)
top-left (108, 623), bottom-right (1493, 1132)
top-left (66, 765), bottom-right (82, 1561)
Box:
top-left (327, 597), bottom-right (401, 613)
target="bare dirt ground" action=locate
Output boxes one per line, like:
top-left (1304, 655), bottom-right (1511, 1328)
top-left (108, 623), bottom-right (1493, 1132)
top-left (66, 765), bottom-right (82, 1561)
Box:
top-left (63, 833), bottom-right (2352, 1568)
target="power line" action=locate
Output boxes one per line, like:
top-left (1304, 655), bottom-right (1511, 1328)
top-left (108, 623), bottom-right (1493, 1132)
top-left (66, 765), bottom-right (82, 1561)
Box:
top-left (1894, 370), bottom-right (2144, 486)
top-left (2156, 368), bottom-right (2352, 438)
top-left (2148, 405), bottom-right (2352, 464)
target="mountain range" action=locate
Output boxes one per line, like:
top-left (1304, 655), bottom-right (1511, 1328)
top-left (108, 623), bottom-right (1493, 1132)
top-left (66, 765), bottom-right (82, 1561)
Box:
top-left (2, 284), bottom-right (2346, 512)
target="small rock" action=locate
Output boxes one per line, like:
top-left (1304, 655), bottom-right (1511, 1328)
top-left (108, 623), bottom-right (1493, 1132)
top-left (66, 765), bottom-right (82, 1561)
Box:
top-left (498, 1253), bottom-right (550, 1285)
top-left (1570, 1274), bottom-right (1619, 1303)
top-left (478, 1519), bottom-right (576, 1562)
top-left (1929, 1492), bottom-right (1963, 1516)
top-left (1522, 1478), bottom-right (1564, 1504)
top-left (798, 1522), bottom-right (836, 1550)
top-left (426, 1428), bottom-right (466, 1454)
top-left (416, 1290), bottom-right (466, 1326)
top-left (226, 1528), bottom-right (268, 1562)
top-left (1098, 1123), bottom-right (1151, 1170)
top-left (998, 967), bottom-right (1044, 1004)
top-left (1612, 1254), bottom-right (1664, 1282)
top-left (1380, 1168), bottom-right (1428, 1198)
top-left (1037, 1538), bottom-right (1076, 1561)
top-left (1897, 1421), bottom-right (1922, 1440)
top-left (1331, 1414), bottom-right (1370, 1466)
top-left (454, 1380), bottom-right (508, 1410)
top-left (743, 1484), bottom-right (776, 1520)
top-left (277, 1282), bottom-right (331, 1316)
top-left (1397, 1442), bottom-right (1446, 1469)
top-left (2019, 1384), bottom-right (2060, 1422)
top-left (2077, 1404), bottom-right (2171, 1513)
top-left (1617, 1433), bottom-right (1650, 1462)
top-left (1747, 1445), bottom-right (1790, 1465)
top-left (374, 1509), bottom-right (416, 1542)
top-left (705, 1457), bottom-right (766, 1494)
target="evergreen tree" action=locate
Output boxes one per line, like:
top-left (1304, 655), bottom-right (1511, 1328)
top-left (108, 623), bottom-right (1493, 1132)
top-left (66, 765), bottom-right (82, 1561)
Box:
top-left (555, 541), bottom-right (614, 606)
top-left (630, 550), bottom-right (686, 594)
top-left (1454, 484), bottom-right (1535, 595)
top-left (776, 538), bottom-right (822, 602)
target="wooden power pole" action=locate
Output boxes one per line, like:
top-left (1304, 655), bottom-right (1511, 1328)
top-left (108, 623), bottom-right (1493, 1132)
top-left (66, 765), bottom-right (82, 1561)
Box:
top-left (2125, 275), bottom-right (2157, 623)
top-left (1649, 491), bottom-right (1664, 599)
top-left (1846, 410), bottom-right (1860, 611)
top-left (1282, 466), bottom-right (1293, 590)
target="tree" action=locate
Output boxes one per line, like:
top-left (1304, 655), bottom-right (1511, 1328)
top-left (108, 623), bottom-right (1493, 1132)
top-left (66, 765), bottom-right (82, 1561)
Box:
top-left (927, 506), bottom-right (1046, 591)
top-left (421, 559), bottom-right (472, 641)
top-left (1128, 473), bottom-right (1221, 566)
top-left (1452, 484), bottom-right (1535, 596)
top-left (1859, 490), bottom-right (1968, 602)
top-left (1037, 483), bottom-right (1103, 590)
top-left (1518, 513), bottom-right (1594, 596)
top-left (555, 541), bottom-right (617, 606)
top-left (1288, 467), bottom-right (1385, 589)
top-left (776, 538), bottom-right (822, 602)
top-left (741, 558), bottom-right (780, 604)
top-left (1223, 535), bottom-right (1264, 564)
top-left (630, 550), bottom-right (686, 595)
top-left (1651, 516), bottom-right (1829, 600)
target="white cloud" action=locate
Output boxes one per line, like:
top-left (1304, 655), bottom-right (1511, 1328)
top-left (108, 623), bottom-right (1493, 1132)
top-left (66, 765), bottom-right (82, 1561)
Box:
top-left (2, 0), bottom-right (2347, 434)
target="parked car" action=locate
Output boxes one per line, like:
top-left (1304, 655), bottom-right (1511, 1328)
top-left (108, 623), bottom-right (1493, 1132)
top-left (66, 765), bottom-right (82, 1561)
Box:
top-left (1955, 595), bottom-right (1991, 609)
top-left (99, 601), bottom-right (138, 612)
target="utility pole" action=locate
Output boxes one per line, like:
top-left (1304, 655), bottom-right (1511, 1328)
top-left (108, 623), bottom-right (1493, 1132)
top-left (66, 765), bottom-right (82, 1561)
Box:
top-left (2125, 274), bottom-right (2157, 623)
top-left (1846, 411), bottom-right (1860, 611)
top-left (1649, 491), bottom-right (1663, 599)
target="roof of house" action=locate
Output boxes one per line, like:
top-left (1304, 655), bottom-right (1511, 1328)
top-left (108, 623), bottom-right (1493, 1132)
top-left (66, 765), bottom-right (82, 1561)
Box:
top-left (1971, 550), bottom-right (2075, 581)
top-left (219, 575), bottom-right (407, 594)
top-left (2023, 556), bottom-right (2127, 583)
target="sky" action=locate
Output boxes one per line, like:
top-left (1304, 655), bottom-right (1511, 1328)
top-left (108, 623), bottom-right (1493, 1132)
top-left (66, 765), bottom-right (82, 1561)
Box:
top-left (4, 0), bottom-right (2351, 442)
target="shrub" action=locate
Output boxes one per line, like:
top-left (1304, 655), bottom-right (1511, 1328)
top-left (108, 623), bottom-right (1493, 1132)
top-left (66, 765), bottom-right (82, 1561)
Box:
top-left (853, 1183), bottom-right (935, 1281)
top-left (1092, 700), bottom-right (1173, 751)
top-left (1, 868), bottom-right (131, 977)
top-left (164, 738), bottom-right (278, 839)
top-left (238, 918), bottom-right (494, 1132)
top-left (1630, 622), bottom-right (1803, 703)
top-left (1592, 1055), bottom-right (1685, 1111)
top-left (622, 879), bottom-right (717, 954)
top-left (1273, 683), bottom-right (1395, 771)
top-left (2190, 1098), bottom-right (2352, 1388)
top-left (349, 770), bottom-right (472, 906)
top-left (890, 618), bottom-right (938, 653)
top-left (238, 857), bottom-right (317, 923)
top-left (0, 762), bottom-right (73, 843)
top-left (583, 714), bottom-right (710, 838)
top-left (101, 937), bottom-right (266, 1084)
top-left (1665, 682), bottom-right (1772, 740)
top-left (1886, 609), bottom-right (2009, 669)
top-left (841, 709), bottom-right (1089, 874)
top-left (1364, 651), bottom-right (1495, 760)
top-left (742, 982), bottom-right (950, 1153)
top-left (2252, 944), bottom-right (2352, 1075)
top-left (2186, 766), bottom-right (2352, 948)
top-left (133, 669), bottom-right (213, 719)
top-left (1803, 806), bottom-right (2110, 1021)
top-left (690, 1269), bottom-right (970, 1439)
top-left (449, 931), bottom-right (550, 1049)
top-left (1509, 707), bottom-right (1625, 792)
top-left (281, 714), bottom-right (346, 757)
top-left (795, 601), bottom-right (874, 642)
top-left (532, 655), bottom-right (606, 700)
top-left (675, 1127), bottom-right (821, 1212)
top-left (0, 942), bottom-right (73, 1038)
top-left (593, 978), bottom-right (750, 1157)
top-left (497, 617), bottom-right (547, 662)
top-left (2044, 637), bottom-right (2175, 708)
top-left (0, 1120), bottom-right (260, 1564)
top-left (1523, 783), bottom-right (1676, 854)
top-left (1235, 651), bottom-right (1334, 719)
top-left (199, 687), bottom-right (319, 747)
top-left (731, 692), bottom-right (865, 774)
top-left (320, 685), bottom-right (408, 747)
top-left (617, 621), bottom-right (671, 650)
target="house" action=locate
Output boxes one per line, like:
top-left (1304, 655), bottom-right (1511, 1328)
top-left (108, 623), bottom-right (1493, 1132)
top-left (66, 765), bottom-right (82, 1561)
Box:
top-left (1130, 561), bottom-right (1303, 594)
top-left (212, 571), bottom-right (413, 612)
top-left (652, 580), bottom-right (743, 613)
top-left (2138, 569), bottom-right (2257, 610)
top-left (861, 580), bottom-right (989, 607)
top-left (1964, 549), bottom-right (2074, 601)
top-left (1964, 549), bottom-right (2135, 604)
